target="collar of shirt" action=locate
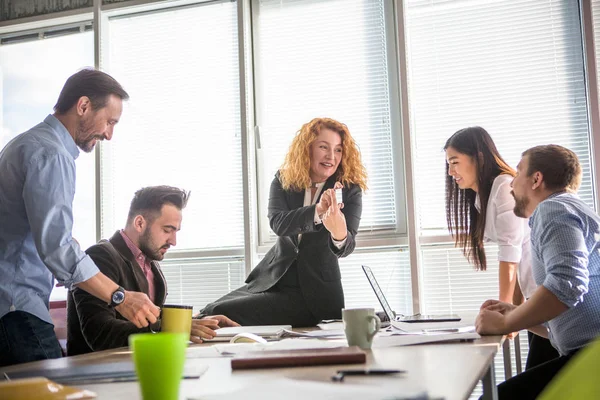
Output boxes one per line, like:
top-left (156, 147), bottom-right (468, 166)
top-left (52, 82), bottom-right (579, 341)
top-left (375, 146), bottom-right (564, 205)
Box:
top-left (44, 114), bottom-right (80, 160)
top-left (529, 191), bottom-right (573, 228)
top-left (119, 230), bottom-right (150, 270)
top-left (306, 182), bottom-right (326, 205)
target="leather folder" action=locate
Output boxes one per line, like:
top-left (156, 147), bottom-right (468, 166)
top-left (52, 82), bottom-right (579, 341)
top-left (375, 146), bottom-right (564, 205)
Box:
top-left (231, 346), bottom-right (366, 370)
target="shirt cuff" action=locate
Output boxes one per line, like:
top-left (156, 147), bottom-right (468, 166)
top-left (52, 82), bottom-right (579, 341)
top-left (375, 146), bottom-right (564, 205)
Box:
top-left (332, 236), bottom-right (347, 249)
top-left (543, 274), bottom-right (586, 308)
top-left (497, 244), bottom-right (522, 263)
top-left (63, 254), bottom-right (100, 290)
top-left (314, 207), bottom-right (323, 225)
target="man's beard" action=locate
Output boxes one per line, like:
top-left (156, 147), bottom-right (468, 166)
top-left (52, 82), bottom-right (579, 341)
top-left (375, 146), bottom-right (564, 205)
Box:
top-left (75, 118), bottom-right (102, 153)
top-left (513, 193), bottom-right (529, 218)
top-left (139, 228), bottom-right (169, 261)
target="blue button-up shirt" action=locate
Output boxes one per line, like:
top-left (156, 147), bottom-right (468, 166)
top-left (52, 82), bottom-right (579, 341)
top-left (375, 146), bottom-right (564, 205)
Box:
top-left (529, 192), bottom-right (600, 355)
top-left (0, 115), bottom-right (99, 325)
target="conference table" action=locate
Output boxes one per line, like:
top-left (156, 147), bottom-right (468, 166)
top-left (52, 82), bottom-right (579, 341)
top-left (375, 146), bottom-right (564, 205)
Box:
top-left (0, 332), bottom-right (503, 400)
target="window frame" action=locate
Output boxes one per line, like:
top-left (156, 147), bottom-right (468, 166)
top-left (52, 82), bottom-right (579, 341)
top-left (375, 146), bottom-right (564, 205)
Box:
top-left (251, 0), bottom-right (408, 253)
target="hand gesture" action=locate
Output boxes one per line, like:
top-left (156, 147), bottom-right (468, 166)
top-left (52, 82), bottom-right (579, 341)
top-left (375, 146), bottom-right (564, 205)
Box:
top-left (189, 314), bottom-right (241, 344)
top-left (114, 291), bottom-right (160, 328)
top-left (322, 184), bottom-right (347, 241)
top-left (316, 182), bottom-right (344, 216)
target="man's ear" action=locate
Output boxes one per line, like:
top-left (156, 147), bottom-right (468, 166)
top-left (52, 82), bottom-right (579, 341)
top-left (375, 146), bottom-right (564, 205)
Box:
top-left (76, 96), bottom-right (91, 116)
top-left (532, 171), bottom-right (543, 190)
top-left (133, 215), bottom-right (146, 233)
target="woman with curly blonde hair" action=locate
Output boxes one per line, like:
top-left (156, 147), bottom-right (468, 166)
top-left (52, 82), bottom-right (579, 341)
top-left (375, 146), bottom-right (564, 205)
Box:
top-left (201, 117), bottom-right (367, 326)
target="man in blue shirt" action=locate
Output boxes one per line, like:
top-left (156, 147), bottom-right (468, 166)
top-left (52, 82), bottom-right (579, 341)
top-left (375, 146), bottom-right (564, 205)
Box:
top-left (476, 144), bottom-right (600, 399)
top-left (0, 69), bottom-right (160, 366)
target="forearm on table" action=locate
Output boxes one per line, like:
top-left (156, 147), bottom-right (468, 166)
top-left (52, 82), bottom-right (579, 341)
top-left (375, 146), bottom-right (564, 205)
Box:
top-left (505, 286), bottom-right (568, 332)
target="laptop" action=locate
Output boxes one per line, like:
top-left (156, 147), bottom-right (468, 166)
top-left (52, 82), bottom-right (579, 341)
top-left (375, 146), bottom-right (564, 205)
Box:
top-left (361, 265), bottom-right (461, 323)
top-left (204, 325), bottom-right (292, 342)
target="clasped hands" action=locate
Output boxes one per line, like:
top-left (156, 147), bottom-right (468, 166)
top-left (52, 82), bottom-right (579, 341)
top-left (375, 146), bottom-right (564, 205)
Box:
top-left (475, 299), bottom-right (518, 337)
top-left (316, 182), bottom-right (347, 241)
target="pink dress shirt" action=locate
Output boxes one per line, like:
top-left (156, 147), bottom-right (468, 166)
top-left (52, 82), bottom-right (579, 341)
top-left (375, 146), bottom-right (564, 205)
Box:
top-left (119, 230), bottom-right (156, 303)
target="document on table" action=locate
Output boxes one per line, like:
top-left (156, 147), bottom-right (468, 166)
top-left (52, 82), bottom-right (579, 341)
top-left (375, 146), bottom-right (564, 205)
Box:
top-left (390, 320), bottom-right (476, 334)
top-left (281, 329), bottom-right (346, 338)
top-left (188, 338), bottom-right (347, 358)
top-left (188, 377), bottom-right (431, 400)
top-left (373, 332), bottom-right (480, 348)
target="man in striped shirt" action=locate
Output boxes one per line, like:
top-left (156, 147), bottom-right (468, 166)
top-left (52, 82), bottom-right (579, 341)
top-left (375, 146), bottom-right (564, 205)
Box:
top-left (476, 144), bottom-right (600, 400)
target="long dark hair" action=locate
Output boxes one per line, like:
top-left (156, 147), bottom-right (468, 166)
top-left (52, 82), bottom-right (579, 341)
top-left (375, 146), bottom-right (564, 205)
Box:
top-left (444, 127), bottom-right (514, 270)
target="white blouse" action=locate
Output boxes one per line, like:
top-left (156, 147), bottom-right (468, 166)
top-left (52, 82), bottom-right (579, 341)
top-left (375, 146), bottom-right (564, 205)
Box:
top-left (475, 174), bottom-right (536, 298)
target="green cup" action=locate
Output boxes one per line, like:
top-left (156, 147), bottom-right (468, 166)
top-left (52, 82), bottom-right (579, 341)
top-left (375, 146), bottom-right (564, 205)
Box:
top-left (129, 332), bottom-right (187, 400)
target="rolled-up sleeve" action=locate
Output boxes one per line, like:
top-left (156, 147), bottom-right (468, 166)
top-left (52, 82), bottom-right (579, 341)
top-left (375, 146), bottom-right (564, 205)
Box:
top-left (493, 178), bottom-right (524, 263)
top-left (534, 204), bottom-right (589, 308)
top-left (23, 153), bottom-right (99, 289)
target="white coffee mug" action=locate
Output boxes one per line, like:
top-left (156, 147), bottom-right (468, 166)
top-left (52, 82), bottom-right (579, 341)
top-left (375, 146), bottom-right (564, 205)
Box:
top-left (342, 308), bottom-right (381, 350)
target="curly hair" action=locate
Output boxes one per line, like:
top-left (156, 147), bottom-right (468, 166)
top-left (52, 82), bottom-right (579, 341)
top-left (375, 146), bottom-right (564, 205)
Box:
top-left (279, 118), bottom-right (368, 192)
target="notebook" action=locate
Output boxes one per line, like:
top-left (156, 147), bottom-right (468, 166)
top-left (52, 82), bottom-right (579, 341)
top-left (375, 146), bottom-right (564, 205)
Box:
top-left (205, 325), bottom-right (292, 342)
top-left (362, 265), bottom-right (461, 323)
top-left (230, 346), bottom-right (366, 370)
top-left (3, 361), bottom-right (204, 385)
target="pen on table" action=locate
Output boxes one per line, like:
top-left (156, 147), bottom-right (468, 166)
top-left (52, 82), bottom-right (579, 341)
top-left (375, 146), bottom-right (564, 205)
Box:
top-left (331, 369), bottom-right (405, 382)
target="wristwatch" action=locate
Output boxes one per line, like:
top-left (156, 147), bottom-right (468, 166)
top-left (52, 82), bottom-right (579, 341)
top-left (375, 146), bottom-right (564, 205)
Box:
top-left (110, 286), bottom-right (126, 307)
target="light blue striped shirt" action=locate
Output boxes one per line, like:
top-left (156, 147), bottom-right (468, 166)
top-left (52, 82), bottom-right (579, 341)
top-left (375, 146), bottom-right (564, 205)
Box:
top-left (529, 192), bottom-right (600, 355)
top-left (0, 115), bottom-right (99, 325)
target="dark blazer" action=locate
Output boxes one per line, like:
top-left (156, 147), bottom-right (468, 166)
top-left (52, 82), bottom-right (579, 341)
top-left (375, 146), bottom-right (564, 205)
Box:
top-left (246, 173), bottom-right (362, 320)
top-left (67, 231), bottom-right (167, 356)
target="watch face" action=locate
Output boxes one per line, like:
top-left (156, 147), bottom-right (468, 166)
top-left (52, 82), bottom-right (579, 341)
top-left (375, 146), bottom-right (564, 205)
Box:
top-left (112, 290), bottom-right (125, 304)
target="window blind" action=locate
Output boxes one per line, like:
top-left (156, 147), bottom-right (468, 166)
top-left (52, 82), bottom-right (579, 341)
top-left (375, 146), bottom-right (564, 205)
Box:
top-left (420, 244), bottom-right (499, 314)
top-left (103, 0), bottom-right (243, 250)
top-left (160, 258), bottom-right (245, 313)
top-left (405, 0), bottom-right (594, 232)
top-left (253, 0), bottom-right (402, 243)
top-left (592, 0), bottom-right (600, 124)
top-left (339, 249), bottom-right (413, 315)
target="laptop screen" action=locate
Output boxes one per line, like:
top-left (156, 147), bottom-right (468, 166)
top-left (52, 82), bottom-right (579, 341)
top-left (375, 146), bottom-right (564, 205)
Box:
top-left (361, 265), bottom-right (396, 321)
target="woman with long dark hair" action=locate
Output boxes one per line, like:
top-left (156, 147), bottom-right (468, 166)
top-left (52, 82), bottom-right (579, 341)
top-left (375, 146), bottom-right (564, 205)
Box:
top-left (444, 126), bottom-right (557, 368)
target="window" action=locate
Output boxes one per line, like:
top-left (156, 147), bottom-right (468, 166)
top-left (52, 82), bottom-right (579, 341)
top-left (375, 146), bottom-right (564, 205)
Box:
top-left (0, 29), bottom-right (95, 301)
top-left (253, 0), bottom-right (405, 244)
top-left (102, 0), bottom-right (242, 308)
top-left (405, 1), bottom-right (589, 396)
top-left (102, 1), bottom-right (242, 250)
top-left (406, 0), bottom-right (594, 233)
top-left (160, 258), bottom-right (245, 312)
top-left (252, 0), bottom-right (411, 313)
top-left (340, 249), bottom-right (412, 315)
